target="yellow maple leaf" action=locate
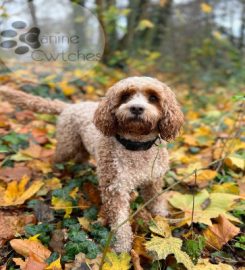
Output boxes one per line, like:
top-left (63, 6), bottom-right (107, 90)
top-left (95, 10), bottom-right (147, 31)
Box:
top-left (145, 236), bottom-right (193, 270)
top-left (168, 189), bottom-right (240, 226)
top-left (0, 175), bottom-right (43, 206)
top-left (201, 3), bottom-right (212, 13)
top-left (51, 196), bottom-right (73, 218)
top-left (45, 256), bottom-right (62, 270)
top-left (102, 252), bottom-right (131, 270)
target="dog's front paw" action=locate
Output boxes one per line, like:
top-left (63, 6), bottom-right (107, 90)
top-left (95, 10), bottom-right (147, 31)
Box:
top-left (112, 224), bottom-right (133, 253)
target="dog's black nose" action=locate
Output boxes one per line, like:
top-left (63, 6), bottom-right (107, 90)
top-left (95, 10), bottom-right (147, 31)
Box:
top-left (130, 105), bottom-right (144, 115)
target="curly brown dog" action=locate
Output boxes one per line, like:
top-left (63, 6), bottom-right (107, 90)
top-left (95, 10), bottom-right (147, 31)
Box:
top-left (0, 77), bottom-right (184, 252)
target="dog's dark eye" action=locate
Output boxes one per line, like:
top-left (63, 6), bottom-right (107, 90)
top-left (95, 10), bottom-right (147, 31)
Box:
top-left (149, 94), bottom-right (158, 103)
top-left (120, 93), bottom-right (131, 103)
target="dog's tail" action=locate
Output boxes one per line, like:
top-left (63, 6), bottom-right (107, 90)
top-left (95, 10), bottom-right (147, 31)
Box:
top-left (0, 86), bottom-right (68, 114)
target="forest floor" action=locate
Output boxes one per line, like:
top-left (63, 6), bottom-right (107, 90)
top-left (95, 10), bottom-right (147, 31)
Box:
top-left (0, 65), bottom-right (244, 270)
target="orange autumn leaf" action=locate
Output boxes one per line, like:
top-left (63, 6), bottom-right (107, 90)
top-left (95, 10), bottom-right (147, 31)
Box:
top-left (0, 175), bottom-right (43, 206)
top-left (13, 252), bottom-right (47, 270)
top-left (10, 239), bottom-right (51, 261)
top-left (203, 215), bottom-right (240, 250)
top-left (20, 142), bottom-right (43, 159)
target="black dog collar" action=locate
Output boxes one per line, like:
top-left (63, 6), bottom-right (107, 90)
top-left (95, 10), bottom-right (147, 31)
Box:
top-left (115, 134), bottom-right (160, 151)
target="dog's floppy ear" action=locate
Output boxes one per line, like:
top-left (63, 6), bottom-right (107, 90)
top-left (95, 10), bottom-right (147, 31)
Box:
top-left (93, 94), bottom-right (117, 136)
top-left (158, 86), bottom-right (184, 141)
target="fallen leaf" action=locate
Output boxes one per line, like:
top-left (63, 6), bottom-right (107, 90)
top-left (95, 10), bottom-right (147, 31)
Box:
top-left (10, 152), bottom-right (33, 161)
top-left (78, 217), bottom-right (91, 231)
top-left (13, 258), bottom-right (26, 269)
top-left (212, 182), bottom-right (239, 195)
top-left (25, 252), bottom-right (47, 270)
top-left (145, 236), bottom-right (194, 270)
top-left (225, 156), bottom-right (245, 171)
top-left (102, 252), bottom-right (131, 270)
top-left (203, 215), bottom-right (240, 249)
top-left (21, 142), bottom-right (43, 159)
top-left (83, 182), bottom-right (101, 206)
top-left (78, 196), bottom-right (91, 210)
top-left (194, 258), bottom-right (233, 269)
top-left (28, 160), bottom-right (52, 174)
top-left (0, 212), bottom-right (35, 242)
top-left (10, 239), bottom-right (51, 261)
top-left (0, 165), bottom-right (31, 182)
top-left (168, 189), bottom-right (240, 226)
top-left (149, 215), bottom-right (171, 237)
top-left (52, 196), bottom-right (73, 218)
top-left (0, 115), bottom-right (9, 128)
top-left (14, 252), bottom-right (48, 270)
top-left (182, 134), bottom-right (198, 146)
top-left (28, 234), bottom-right (41, 242)
top-left (0, 175), bottom-right (43, 206)
top-left (46, 256), bottom-right (62, 270)
top-left (31, 128), bottom-right (49, 144)
top-left (185, 170), bottom-right (217, 188)
top-left (15, 110), bottom-right (34, 121)
top-left (69, 187), bottom-right (79, 199)
top-left (59, 82), bottom-right (77, 96)
top-left (45, 178), bottom-right (62, 191)
top-left (65, 253), bottom-right (101, 270)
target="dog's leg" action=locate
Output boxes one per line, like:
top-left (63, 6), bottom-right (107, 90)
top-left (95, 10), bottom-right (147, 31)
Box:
top-left (140, 179), bottom-right (169, 217)
top-left (100, 189), bottom-right (133, 252)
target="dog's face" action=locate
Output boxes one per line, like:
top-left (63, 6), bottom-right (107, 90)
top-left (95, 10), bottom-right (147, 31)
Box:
top-left (94, 77), bottom-right (184, 141)
top-left (115, 86), bottom-right (162, 135)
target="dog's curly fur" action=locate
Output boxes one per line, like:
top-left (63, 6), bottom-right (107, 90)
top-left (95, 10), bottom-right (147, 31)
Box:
top-left (0, 77), bottom-right (184, 252)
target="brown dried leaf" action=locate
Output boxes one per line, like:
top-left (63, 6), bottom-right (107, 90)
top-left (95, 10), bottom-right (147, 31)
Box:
top-left (10, 239), bottom-right (51, 261)
top-left (21, 142), bottom-right (42, 159)
top-left (83, 182), bottom-right (101, 206)
top-left (0, 165), bottom-right (32, 182)
top-left (203, 215), bottom-right (240, 250)
top-left (0, 212), bottom-right (36, 242)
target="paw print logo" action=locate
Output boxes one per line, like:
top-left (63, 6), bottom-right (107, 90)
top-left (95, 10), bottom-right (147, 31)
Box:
top-left (0, 21), bottom-right (41, 55)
